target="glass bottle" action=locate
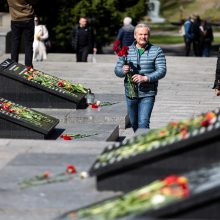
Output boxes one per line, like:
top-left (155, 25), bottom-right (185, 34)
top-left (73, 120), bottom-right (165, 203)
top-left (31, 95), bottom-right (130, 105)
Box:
top-left (86, 89), bottom-right (95, 105)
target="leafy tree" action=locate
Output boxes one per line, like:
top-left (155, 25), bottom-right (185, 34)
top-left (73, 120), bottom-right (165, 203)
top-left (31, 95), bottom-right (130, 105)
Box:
top-left (53, 0), bottom-right (147, 53)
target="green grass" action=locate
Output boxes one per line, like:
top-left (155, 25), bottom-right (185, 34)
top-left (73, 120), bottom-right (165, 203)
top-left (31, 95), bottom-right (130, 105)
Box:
top-left (150, 35), bottom-right (184, 44)
top-left (149, 35), bottom-right (220, 44)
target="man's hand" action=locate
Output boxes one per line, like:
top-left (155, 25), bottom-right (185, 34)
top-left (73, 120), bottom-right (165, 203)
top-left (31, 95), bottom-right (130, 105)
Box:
top-left (215, 89), bottom-right (220, 96)
top-left (132, 74), bottom-right (148, 83)
top-left (123, 65), bottom-right (130, 74)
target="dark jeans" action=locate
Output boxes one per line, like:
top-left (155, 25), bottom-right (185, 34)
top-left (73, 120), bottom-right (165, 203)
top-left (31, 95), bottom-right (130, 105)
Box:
top-left (11, 19), bottom-right (34, 67)
top-left (76, 46), bottom-right (89, 62)
top-left (126, 95), bottom-right (155, 131)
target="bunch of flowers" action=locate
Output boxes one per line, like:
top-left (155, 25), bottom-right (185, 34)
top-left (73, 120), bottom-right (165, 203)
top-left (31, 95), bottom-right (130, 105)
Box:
top-left (20, 67), bottom-right (87, 97)
top-left (65, 175), bottom-right (189, 220)
top-left (19, 164), bottom-right (89, 189)
top-left (60, 133), bottom-right (98, 140)
top-left (94, 111), bottom-right (217, 167)
top-left (0, 97), bottom-right (54, 127)
top-left (113, 40), bottom-right (137, 98)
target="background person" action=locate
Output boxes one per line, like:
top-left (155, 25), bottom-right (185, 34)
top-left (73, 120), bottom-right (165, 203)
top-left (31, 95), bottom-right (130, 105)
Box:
top-left (33, 16), bottom-right (49, 62)
top-left (7, 0), bottom-right (38, 67)
top-left (213, 50), bottom-right (220, 96)
top-left (115, 16), bottom-right (135, 47)
top-left (200, 19), bottom-right (214, 57)
top-left (72, 17), bottom-right (97, 62)
top-left (114, 23), bottom-right (167, 131)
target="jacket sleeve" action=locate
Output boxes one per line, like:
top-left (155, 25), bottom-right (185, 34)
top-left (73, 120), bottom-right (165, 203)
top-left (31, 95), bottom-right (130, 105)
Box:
top-left (116, 28), bottom-right (123, 42)
top-left (146, 47), bottom-right (167, 82)
top-left (41, 25), bottom-right (49, 40)
top-left (114, 56), bottom-right (126, 78)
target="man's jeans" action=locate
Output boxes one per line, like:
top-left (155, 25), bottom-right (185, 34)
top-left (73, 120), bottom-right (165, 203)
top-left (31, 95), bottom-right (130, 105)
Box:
top-left (11, 19), bottom-right (34, 67)
top-left (126, 96), bottom-right (155, 131)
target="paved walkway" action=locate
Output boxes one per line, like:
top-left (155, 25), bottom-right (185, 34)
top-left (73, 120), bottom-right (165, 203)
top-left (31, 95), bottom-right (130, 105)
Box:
top-left (0, 53), bottom-right (219, 220)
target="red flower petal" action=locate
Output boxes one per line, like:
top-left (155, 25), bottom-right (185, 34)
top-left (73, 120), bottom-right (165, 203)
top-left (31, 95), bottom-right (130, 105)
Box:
top-left (201, 120), bottom-right (209, 127)
top-left (66, 164), bottom-right (77, 174)
top-left (91, 103), bottom-right (98, 108)
top-left (43, 171), bottom-right (50, 178)
top-left (63, 135), bottom-right (72, 140)
top-left (163, 175), bottom-right (178, 185)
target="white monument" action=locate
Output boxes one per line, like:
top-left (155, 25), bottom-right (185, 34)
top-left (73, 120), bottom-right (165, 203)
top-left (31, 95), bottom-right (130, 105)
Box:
top-left (147, 0), bottom-right (165, 23)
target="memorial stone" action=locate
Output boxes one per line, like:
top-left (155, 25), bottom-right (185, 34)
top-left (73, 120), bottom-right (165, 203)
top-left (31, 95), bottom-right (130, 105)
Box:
top-left (148, 0), bottom-right (165, 23)
top-left (0, 59), bottom-right (87, 108)
top-left (0, 97), bottom-right (59, 139)
top-left (59, 161), bottom-right (220, 220)
top-left (89, 110), bottom-right (220, 192)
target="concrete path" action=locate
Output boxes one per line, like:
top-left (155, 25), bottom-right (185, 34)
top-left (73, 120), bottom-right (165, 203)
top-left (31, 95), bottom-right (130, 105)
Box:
top-left (0, 53), bottom-right (219, 220)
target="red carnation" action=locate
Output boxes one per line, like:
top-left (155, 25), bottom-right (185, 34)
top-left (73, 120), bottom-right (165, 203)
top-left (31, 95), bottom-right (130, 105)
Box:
top-left (61, 135), bottom-right (72, 140)
top-left (66, 164), bottom-right (77, 174)
top-left (117, 46), bottom-right (129, 57)
top-left (58, 81), bottom-right (64, 87)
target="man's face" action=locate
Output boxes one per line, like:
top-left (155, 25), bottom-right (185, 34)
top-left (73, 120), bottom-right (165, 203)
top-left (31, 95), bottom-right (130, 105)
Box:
top-left (79, 18), bottom-right (87, 27)
top-left (134, 27), bottom-right (150, 47)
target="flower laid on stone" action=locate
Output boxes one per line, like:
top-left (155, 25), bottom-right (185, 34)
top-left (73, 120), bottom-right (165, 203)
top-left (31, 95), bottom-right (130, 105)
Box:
top-left (0, 97), bottom-right (54, 127)
top-left (20, 67), bottom-right (87, 97)
top-left (89, 101), bottom-right (119, 109)
top-left (94, 111), bottom-right (217, 167)
top-left (19, 164), bottom-right (89, 189)
top-left (60, 133), bottom-right (98, 140)
top-left (65, 175), bottom-right (189, 220)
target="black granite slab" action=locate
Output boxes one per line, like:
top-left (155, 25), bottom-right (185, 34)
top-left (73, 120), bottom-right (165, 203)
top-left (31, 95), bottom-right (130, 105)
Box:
top-left (0, 59), bottom-right (87, 109)
top-left (58, 162), bottom-right (220, 220)
top-left (89, 110), bottom-right (220, 192)
top-left (0, 97), bottom-right (59, 139)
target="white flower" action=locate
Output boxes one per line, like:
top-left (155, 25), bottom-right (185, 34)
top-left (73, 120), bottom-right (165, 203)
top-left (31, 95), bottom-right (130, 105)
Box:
top-left (96, 100), bottom-right (101, 106)
top-left (151, 194), bottom-right (165, 205)
top-left (80, 171), bottom-right (89, 179)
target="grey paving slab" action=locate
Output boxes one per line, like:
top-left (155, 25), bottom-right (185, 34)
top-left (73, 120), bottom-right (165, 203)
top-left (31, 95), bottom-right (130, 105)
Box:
top-left (37, 102), bottom-right (129, 129)
top-left (0, 140), bottom-right (113, 172)
top-left (53, 123), bottom-right (119, 141)
top-left (0, 151), bottom-right (120, 220)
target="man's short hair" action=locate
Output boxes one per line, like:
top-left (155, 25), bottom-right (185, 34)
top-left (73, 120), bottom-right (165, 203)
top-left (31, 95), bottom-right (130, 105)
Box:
top-left (134, 23), bottom-right (150, 34)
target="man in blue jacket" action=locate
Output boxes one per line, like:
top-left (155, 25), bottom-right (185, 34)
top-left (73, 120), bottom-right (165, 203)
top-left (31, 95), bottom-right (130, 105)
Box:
top-left (115, 23), bottom-right (166, 131)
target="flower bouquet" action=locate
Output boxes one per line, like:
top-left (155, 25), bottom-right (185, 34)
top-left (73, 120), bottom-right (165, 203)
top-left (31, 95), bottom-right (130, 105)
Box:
top-left (19, 67), bottom-right (87, 98)
top-left (62, 175), bottom-right (189, 220)
top-left (113, 40), bottom-right (137, 98)
top-left (92, 111), bottom-right (217, 169)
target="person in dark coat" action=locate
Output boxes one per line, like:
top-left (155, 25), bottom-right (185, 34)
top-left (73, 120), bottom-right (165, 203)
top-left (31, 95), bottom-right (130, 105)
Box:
top-left (213, 50), bottom-right (220, 96)
top-left (72, 17), bottom-right (97, 62)
top-left (200, 20), bottom-right (214, 57)
top-left (183, 14), bottom-right (201, 56)
top-left (116, 17), bottom-right (135, 47)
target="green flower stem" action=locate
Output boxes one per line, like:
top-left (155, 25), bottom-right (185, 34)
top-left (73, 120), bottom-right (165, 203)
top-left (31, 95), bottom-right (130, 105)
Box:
top-left (19, 173), bottom-right (74, 189)
top-left (127, 73), bottom-right (137, 99)
top-left (76, 180), bottom-right (184, 220)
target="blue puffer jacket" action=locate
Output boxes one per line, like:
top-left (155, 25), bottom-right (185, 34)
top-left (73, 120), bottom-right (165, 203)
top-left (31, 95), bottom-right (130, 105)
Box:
top-left (114, 42), bottom-right (166, 98)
